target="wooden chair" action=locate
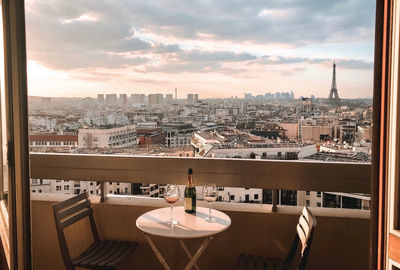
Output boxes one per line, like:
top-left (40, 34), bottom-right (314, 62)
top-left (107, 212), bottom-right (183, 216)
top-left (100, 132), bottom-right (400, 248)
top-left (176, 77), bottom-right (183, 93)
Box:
top-left (53, 192), bottom-right (138, 270)
top-left (237, 207), bottom-right (317, 270)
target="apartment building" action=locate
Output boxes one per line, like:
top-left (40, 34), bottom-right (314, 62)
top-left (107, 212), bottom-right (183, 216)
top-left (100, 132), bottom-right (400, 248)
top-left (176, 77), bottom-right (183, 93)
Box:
top-left (301, 125), bottom-right (343, 142)
top-left (105, 94), bottom-right (118, 106)
top-left (29, 134), bottom-right (78, 152)
top-left (30, 179), bottom-right (132, 196)
top-left (148, 94), bottom-right (164, 105)
top-left (78, 125), bottom-right (137, 149)
top-left (31, 179), bottom-right (98, 196)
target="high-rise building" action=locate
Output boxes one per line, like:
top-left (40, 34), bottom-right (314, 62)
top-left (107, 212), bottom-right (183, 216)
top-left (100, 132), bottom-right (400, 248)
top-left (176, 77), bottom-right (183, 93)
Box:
top-left (194, 94), bottom-right (199, 103)
top-left (97, 94), bottom-right (104, 104)
top-left (165, 94), bottom-right (173, 104)
top-left (131, 94), bottom-right (145, 104)
top-left (187, 94), bottom-right (194, 104)
top-left (175, 88), bottom-right (178, 100)
top-left (120, 94), bottom-right (128, 107)
top-left (105, 94), bottom-right (118, 106)
top-left (149, 94), bottom-right (164, 105)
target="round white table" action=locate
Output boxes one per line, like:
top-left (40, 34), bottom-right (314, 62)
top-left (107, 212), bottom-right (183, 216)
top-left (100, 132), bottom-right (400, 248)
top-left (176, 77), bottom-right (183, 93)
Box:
top-left (136, 206), bottom-right (231, 270)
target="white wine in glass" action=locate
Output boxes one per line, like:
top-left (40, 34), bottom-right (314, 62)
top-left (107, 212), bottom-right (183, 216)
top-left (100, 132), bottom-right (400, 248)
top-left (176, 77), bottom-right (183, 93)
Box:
top-left (202, 183), bottom-right (217, 222)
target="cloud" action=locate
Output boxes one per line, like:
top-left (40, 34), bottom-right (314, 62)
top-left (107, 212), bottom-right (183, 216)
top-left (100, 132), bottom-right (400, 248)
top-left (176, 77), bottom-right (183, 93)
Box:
top-left (179, 50), bottom-right (256, 62)
top-left (119, 0), bottom-right (375, 45)
top-left (257, 56), bottom-right (372, 70)
top-left (25, 0), bottom-right (375, 75)
top-left (151, 44), bottom-right (182, 54)
top-left (335, 59), bottom-right (373, 70)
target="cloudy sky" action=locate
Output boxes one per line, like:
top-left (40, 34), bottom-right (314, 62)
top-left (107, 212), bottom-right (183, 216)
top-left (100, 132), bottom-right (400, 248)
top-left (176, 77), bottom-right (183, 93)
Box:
top-left (25, 0), bottom-right (376, 99)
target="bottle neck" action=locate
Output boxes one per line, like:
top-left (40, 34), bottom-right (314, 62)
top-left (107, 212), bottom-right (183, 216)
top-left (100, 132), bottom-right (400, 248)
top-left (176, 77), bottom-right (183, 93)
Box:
top-left (187, 175), bottom-right (194, 187)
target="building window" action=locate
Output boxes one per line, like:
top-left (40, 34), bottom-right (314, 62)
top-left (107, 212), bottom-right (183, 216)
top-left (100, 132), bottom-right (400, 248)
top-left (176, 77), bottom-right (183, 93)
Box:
top-left (317, 202), bottom-right (321, 207)
top-left (306, 191), bottom-right (310, 195)
top-left (230, 195), bottom-right (235, 201)
top-left (254, 194), bottom-right (259, 200)
top-left (306, 200), bottom-right (310, 207)
top-left (64, 186), bottom-right (69, 190)
top-left (56, 186), bottom-right (61, 191)
top-left (317, 192), bottom-right (322, 197)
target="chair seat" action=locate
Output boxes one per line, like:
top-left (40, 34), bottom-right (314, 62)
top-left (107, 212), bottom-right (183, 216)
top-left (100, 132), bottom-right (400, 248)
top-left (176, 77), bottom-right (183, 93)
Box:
top-left (72, 240), bottom-right (137, 269)
top-left (237, 254), bottom-right (291, 270)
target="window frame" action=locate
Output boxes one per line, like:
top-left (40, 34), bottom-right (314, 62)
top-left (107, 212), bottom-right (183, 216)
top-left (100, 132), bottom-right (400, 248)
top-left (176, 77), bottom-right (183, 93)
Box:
top-left (0, 1), bottom-right (388, 270)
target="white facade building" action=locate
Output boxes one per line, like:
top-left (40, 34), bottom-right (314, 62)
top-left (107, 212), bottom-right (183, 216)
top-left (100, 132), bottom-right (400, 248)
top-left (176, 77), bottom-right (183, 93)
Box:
top-left (29, 134), bottom-right (78, 152)
top-left (31, 179), bottom-right (98, 196)
top-left (78, 125), bottom-right (137, 149)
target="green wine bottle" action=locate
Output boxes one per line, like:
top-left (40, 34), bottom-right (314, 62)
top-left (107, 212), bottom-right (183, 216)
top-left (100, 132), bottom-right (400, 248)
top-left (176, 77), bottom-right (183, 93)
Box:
top-left (184, 168), bottom-right (196, 213)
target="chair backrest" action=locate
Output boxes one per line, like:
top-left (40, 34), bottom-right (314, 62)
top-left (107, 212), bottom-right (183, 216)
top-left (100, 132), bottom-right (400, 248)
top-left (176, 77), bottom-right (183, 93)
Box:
top-left (52, 192), bottom-right (100, 270)
top-left (285, 207), bottom-right (317, 270)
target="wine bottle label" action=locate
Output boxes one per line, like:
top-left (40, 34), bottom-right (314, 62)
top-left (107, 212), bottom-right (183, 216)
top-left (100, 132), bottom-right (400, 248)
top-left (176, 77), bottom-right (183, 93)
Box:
top-left (185, 198), bottom-right (192, 210)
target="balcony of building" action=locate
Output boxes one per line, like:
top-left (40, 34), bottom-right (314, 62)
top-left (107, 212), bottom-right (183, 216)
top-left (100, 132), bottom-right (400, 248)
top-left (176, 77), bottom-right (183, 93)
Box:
top-left (29, 152), bottom-right (370, 270)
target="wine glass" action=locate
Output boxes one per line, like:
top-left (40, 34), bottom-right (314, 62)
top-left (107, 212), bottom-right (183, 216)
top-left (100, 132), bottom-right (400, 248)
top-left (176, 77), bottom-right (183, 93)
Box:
top-left (164, 184), bottom-right (180, 229)
top-left (202, 183), bottom-right (217, 222)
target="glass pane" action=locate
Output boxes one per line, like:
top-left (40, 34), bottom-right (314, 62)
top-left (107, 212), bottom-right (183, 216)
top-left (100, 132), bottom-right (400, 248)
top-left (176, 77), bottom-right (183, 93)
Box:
top-left (25, 1), bottom-right (374, 209)
top-left (25, 1), bottom-right (375, 161)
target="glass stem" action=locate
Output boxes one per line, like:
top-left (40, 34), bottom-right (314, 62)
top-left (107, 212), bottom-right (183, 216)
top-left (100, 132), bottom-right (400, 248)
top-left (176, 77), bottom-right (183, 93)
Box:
top-left (209, 202), bottom-right (212, 220)
top-left (170, 205), bottom-right (173, 229)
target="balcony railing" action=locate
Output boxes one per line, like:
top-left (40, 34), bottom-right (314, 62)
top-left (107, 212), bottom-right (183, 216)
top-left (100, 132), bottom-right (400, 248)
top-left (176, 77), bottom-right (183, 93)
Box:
top-left (30, 153), bottom-right (371, 195)
top-left (29, 153), bottom-right (371, 269)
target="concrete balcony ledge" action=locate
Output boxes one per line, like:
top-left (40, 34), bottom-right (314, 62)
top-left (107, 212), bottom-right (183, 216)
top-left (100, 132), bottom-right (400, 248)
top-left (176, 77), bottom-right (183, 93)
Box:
top-left (32, 193), bottom-right (369, 270)
top-left (32, 193), bottom-right (370, 219)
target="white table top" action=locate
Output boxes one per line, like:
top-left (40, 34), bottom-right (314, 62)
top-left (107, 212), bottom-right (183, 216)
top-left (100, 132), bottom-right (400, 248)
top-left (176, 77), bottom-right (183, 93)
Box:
top-left (136, 206), bottom-right (231, 239)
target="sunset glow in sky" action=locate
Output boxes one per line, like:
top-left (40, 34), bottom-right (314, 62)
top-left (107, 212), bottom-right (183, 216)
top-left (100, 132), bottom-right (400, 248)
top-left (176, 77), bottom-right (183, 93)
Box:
top-left (25, 0), bottom-right (376, 99)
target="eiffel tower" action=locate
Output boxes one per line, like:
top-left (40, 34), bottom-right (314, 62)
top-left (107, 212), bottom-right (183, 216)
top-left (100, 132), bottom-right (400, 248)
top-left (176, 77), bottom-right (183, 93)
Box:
top-left (328, 61), bottom-right (340, 108)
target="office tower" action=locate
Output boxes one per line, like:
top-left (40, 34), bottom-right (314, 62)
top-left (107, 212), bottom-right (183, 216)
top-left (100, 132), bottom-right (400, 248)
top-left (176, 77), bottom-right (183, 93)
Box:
top-left (105, 94), bottom-right (118, 106)
top-left (131, 94), bottom-right (145, 104)
top-left (166, 94), bottom-right (173, 104)
top-left (149, 94), bottom-right (164, 105)
top-left (194, 94), bottom-right (199, 103)
top-left (120, 94), bottom-right (128, 107)
top-left (97, 94), bottom-right (104, 104)
top-left (187, 94), bottom-right (194, 104)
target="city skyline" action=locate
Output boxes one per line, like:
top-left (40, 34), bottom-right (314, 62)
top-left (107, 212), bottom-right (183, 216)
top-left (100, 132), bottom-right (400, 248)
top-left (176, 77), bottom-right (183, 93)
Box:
top-left (25, 0), bottom-right (375, 99)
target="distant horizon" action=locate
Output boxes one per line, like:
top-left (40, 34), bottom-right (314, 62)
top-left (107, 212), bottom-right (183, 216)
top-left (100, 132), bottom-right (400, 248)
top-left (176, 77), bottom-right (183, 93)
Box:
top-left (25, 0), bottom-right (376, 99)
top-left (28, 93), bottom-right (374, 100)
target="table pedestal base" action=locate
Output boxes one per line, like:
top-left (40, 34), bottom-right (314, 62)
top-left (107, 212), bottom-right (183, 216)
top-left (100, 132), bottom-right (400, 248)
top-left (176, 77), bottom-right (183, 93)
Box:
top-left (143, 233), bottom-right (213, 270)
